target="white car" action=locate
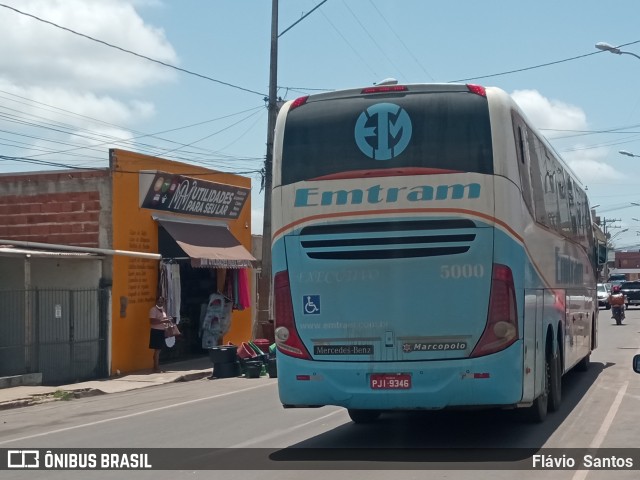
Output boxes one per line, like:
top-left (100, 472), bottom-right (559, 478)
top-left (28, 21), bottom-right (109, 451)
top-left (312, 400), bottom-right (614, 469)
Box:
top-left (597, 283), bottom-right (611, 310)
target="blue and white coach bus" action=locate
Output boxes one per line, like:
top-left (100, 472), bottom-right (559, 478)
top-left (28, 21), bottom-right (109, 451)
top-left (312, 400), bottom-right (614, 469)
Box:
top-left (270, 82), bottom-right (597, 423)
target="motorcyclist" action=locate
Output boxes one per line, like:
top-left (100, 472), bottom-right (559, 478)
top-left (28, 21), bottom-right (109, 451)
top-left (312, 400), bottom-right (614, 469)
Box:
top-left (609, 285), bottom-right (626, 321)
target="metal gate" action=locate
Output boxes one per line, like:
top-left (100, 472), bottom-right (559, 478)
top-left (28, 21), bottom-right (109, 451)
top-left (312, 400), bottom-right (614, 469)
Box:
top-left (0, 288), bottom-right (109, 385)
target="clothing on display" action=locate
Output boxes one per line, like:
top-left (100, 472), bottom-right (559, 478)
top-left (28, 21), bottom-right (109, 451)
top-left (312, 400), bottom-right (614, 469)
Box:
top-left (156, 260), bottom-right (252, 355)
top-left (159, 261), bottom-right (181, 322)
top-left (221, 269), bottom-right (251, 311)
top-left (200, 292), bottom-right (233, 348)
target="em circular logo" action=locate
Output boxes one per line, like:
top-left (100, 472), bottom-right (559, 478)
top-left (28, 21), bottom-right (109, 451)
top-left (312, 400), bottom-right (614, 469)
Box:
top-left (354, 103), bottom-right (412, 160)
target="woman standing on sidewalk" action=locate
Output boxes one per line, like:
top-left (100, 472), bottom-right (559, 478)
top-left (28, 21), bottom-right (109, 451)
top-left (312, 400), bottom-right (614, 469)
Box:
top-left (149, 296), bottom-right (172, 372)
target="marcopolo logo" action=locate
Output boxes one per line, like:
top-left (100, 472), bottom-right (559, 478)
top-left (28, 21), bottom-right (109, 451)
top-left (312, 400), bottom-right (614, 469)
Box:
top-left (355, 103), bottom-right (412, 160)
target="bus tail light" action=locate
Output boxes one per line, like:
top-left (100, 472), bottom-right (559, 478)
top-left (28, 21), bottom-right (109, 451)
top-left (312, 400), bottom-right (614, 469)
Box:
top-left (274, 270), bottom-right (312, 359)
top-left (470, 263), bottom-right (519, 357)
top-left (466, 84), bottom-right (486, 97)
top-left (289, 95), bottom-right (309, 111)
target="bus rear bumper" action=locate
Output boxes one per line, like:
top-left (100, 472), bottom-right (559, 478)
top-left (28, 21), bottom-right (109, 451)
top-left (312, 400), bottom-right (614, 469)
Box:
top-left (277, 346), bottom-right (523, 410)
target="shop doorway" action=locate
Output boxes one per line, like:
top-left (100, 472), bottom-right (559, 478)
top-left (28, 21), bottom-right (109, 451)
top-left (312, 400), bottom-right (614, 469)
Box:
top-left (156, 223), bottom-right (254, 363)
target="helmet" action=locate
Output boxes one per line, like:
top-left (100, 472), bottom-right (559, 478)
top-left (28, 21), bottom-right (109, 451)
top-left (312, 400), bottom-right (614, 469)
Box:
top-left (612, 285), bottom-right (621, 293)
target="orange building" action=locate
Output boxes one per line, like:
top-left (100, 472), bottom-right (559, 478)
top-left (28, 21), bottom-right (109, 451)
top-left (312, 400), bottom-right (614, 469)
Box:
top-left (0, 149), bottom-right (256, 377)
top-left (110, 149), bottom-right (255, 373)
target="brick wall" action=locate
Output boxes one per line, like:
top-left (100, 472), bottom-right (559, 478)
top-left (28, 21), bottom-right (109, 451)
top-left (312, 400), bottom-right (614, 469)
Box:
top-left (0, 170), bottom-right (108, 247)
top-left (615, 251), bottom-right (640, 269)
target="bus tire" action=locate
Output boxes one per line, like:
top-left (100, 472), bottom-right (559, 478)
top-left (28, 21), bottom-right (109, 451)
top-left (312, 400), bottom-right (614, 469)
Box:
top-left (548, 348), bottom-right (562, 412)
top-left (348, 409), bottom-right (381, 424)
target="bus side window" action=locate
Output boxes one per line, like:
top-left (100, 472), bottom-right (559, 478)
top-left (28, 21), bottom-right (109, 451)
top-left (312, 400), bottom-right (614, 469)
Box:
top-left (527, 130), bottom-right (548, 227)
top-left (512, 116), bottom-right (534, 216)
top-left (543, 149), bottom-right (561, 230)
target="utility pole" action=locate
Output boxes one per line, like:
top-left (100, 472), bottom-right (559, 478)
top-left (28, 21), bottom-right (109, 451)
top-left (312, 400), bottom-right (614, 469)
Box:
top-left (601, 217), bottom-right (621, 280)
top-left (256, 0), bottom-right (278, 340)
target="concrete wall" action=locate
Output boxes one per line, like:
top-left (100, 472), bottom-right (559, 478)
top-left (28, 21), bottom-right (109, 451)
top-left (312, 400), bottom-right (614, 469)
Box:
top-left (0, 257), bottom-right (25, 288)
top-left (0, 256), bottom-right (102, 289)
top-left (31, 258), bottom-right (103, 289)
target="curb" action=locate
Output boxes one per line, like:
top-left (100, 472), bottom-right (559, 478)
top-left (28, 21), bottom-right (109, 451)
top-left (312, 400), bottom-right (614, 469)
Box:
top-left (173, 371), bottom-right (213, 382)
top-left (0, 388), bottom-right (104, 411)
top-left (0, 370), bottom-right (213, 411)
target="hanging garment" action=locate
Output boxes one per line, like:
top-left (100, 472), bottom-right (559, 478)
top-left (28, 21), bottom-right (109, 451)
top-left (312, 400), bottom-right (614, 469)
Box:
top-left (232, 270), bottom-right (239, 308)
top-left (159, 262), bottom-right (169, 302)
top-left (159, 261), bottom-right (181, 322)
top-left (237, 268), bottom-right (251, 310)
top-left (223, 270), bottom-right (234, 304)
top-left (169, 262), bottom-right (181, 322)
top-left (216, 268), bottom-right (226, 293)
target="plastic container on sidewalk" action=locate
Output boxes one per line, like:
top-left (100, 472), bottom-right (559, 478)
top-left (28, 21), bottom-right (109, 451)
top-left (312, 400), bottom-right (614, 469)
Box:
top-left (253, 338), bottom-right (271, 354)
top-left (267, 357), bottom-right (277, 378)
top-left (207, 344), bottom-right (238, 364)
top-left (237, 342), bottom-right (259, 360)
top-left (212, 361), bottom-right (241, 379)
top-left (245, 361), bottom-right (262, 379)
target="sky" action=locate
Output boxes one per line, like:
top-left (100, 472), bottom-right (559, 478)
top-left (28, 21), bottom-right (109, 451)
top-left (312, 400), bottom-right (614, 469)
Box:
top-left (2, 0), bottom-right (640, 249)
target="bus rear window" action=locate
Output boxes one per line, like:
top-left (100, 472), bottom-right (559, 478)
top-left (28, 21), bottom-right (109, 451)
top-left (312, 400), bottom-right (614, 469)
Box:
top-left (281, 91), bottom-right (493, 185)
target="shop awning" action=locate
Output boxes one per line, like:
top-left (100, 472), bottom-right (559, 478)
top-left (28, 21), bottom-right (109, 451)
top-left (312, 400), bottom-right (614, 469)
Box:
top-left (158, 220), bottom-right (256, 269)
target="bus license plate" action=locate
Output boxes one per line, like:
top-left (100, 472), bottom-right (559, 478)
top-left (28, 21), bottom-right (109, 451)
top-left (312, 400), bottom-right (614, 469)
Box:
top-left (370, 373), bottom-right (411, 390)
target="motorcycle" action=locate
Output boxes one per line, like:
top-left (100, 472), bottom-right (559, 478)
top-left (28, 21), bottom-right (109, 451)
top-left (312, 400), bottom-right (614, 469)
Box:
top-left (612, 305), bottom-right (625, 325)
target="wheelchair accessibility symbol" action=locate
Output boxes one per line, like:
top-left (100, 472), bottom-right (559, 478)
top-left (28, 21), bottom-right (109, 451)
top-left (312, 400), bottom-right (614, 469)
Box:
top-left (303, 295), bottom-right (321, 315)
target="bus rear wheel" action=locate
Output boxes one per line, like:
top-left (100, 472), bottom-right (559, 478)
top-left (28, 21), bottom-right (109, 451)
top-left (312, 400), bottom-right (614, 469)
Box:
top-left (348, 409), bottom-right (381, 424)
top-left (548, 348), bottom-right (562, 412)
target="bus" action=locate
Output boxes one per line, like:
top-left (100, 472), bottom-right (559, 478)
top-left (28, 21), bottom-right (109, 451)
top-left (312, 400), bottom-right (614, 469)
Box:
top-left (270, 82), bottom-right (597, 423)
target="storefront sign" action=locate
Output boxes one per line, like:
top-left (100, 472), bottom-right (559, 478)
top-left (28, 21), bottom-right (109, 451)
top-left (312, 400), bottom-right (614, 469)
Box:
top-left (140, 172), bottom-right (249, 219)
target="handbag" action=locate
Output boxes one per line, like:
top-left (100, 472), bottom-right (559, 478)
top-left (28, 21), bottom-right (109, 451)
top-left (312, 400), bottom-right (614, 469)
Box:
top-left (165, 322), bottom-right (181, 338)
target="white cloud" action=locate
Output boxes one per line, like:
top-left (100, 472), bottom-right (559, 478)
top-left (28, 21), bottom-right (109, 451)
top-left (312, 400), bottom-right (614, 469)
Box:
top-left (510, 89), bottom-right (632, 186)
top-left (0, 0), bottom-right (178, 91)
top-left (565, 152), bottom-right (625, 185)
top-left (1, 82), bottom-right (155, 123)
top-left (511, 89), bottom-right (587, 133)
top-left (0, 0), bottom-right (178, 169)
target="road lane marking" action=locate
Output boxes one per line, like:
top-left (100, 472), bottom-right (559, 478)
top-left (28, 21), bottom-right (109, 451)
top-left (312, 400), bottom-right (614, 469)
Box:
top-left (589, 381), bottom-right (628, 448)
top-left (570, 381), bottom-right (629, 480)
top-left (0, 383), bottom-right (272, 445)
top-left (230, 409), bottom-right (344, 447)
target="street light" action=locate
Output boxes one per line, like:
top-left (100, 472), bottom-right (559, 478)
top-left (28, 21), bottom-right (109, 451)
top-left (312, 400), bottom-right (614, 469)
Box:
top-left (619, 150), bottom-right (640, 158)
top-left (610, 228), bottom-right (629, 242)
top-left (596, 42), bottom-right (640, 61)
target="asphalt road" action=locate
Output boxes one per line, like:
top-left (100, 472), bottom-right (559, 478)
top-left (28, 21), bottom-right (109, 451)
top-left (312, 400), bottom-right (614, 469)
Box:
top-left (1, 306), bottom-right (639, 479)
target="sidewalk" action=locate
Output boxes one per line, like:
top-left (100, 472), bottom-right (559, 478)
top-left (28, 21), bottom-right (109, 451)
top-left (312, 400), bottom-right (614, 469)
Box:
top-left (0, 356), bottom-right (216, 411)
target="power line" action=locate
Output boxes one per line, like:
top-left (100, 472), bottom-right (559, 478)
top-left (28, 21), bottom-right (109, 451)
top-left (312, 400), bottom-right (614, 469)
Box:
top-left (367, 0), bottom-right (435, 81)
top-left (317, 6), bottom-right (379, 77)
top-left (0, 88), bottom-right (265, 162)
top-left (0, 2), bottom-right (266, 97)
top-left (279, 0), bottom-right (328, 37)
top-left (154, 108), bottom-right (265, 157)
top-left (0, 154), bottom-right (262, 177)
top-left (341, 1), bottom-right (409, 81)
top-left (448, 40), bottom-right (640, 83)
